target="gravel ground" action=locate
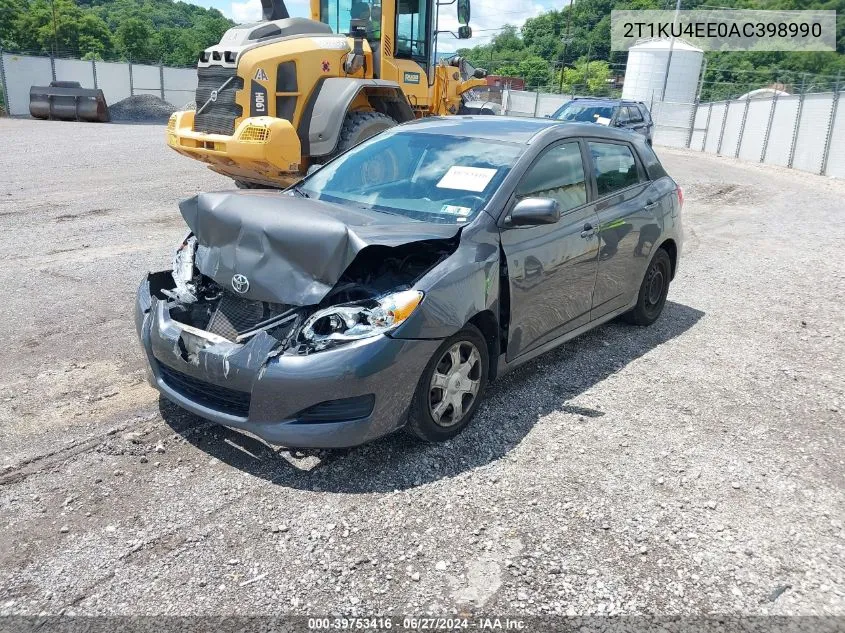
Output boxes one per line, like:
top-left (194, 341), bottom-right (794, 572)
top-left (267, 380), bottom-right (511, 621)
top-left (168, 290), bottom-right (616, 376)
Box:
top-left (108, 95), bottom-right (175, 123)
top-left (0, 118), bottom-right (843, 619)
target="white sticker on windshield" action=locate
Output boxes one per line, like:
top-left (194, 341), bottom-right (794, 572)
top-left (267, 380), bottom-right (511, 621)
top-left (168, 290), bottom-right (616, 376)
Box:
top-left (436, 166), bottom-right (498, 192)
top-left (595, 116), bottom-right (611, 126)
top-left (441, 204), bottom-right (471, 217)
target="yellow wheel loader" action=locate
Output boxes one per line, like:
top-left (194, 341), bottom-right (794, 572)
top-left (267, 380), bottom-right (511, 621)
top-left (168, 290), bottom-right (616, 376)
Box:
top-left (166, 0), bottom-right (490, 188)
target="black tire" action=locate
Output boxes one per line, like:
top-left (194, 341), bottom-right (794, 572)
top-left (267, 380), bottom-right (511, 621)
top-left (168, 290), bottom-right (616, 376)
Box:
top-left (335, 111), bottom-right (397, 154)
top-left (623, 248), bottom-right (672, 326)
top-left (234, 180), bottom-right (272, 189)
top-left (406, 325), bottom-right (489, 443)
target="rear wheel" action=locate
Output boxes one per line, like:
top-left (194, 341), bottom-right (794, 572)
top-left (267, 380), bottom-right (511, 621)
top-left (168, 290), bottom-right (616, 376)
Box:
top-left (623, 248), bottom-right (671, 326)
top-left (406, 325), bottom-right (489, 442)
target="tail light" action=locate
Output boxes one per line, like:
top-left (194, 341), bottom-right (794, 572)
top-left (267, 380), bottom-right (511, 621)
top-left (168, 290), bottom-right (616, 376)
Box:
top-left (676, 185), bottom-right (684, 208)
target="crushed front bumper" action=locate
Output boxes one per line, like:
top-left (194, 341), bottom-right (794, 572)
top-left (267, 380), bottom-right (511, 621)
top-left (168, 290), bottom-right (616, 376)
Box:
top-left (135, 274), bottom-right (439, 448)
top-left (166, 110), bottom-right (303, 187)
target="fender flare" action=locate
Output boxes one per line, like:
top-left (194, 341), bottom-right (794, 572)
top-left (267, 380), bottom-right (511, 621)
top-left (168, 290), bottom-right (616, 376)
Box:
top-left (297, 78), bottom-right (415, 158)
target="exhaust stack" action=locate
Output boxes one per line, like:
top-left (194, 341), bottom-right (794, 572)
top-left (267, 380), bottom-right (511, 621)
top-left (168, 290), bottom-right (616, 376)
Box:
top-left (260, 0), bottom-right (289, 21)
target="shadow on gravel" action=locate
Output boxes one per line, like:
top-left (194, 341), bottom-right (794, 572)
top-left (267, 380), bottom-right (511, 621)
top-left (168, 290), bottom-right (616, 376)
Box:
top-left (161, 300), bottom-right (704, 493)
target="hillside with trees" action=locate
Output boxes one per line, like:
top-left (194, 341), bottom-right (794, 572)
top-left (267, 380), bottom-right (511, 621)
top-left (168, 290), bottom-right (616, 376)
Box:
top-left (457, 0), bottom-right (845, 100)
top-left (0, 0), bottom-right (233, 66)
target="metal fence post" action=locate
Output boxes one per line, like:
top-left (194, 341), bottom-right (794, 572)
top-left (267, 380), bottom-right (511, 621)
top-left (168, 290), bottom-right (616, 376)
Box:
top-left (92, 59), bottom-right (98, 88)
top-left (760, 92), bottom-right (778, 164)
top-left (0, 47), bottom-right (10, 116)
top-left (532, 90), bottom-right (540, 117)
top-left (128, 60), bottom-right (134, 96)
top-left (716, 101), bottom-right (729, 155)
top-left (820, 91), bottom-right (839, 176)
top-left (735, 97), bottom-right (751, 159)
top-left (159, 62), bottom-right (165, 101)
top-left (701, 102), bottom-right (713, 152)
top-left (788, 92), bottom-right (805, 169)
top-left (685, 99), bottom-right (698, 149)
top-left (50, 53), bottom-right (56, 81)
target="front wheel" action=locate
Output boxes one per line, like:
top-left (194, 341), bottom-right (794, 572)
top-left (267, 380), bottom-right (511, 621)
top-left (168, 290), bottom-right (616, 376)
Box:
top-left (335, 111), bottom-right (397, 154)
top-left (406, 325), bottom-right (489, 442)
top-left (623, 248), bottom-right (671, 326)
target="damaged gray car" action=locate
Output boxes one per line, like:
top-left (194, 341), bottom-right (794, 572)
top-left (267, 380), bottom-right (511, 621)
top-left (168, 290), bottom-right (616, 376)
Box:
top-left (136, 116), bottom-right (683, 448)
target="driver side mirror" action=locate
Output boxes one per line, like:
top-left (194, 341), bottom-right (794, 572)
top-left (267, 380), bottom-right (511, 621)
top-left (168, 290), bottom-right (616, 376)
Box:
top-left (457, 25), bottom-right (472, 39)
top-left (508, 198), bottom-right (561, 226)
top-left (457, 0), bottom-right (471, 25)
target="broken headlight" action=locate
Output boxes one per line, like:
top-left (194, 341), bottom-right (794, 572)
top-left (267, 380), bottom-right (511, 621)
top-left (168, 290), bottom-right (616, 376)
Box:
top-left (300, 290), bottom-right (423, 349)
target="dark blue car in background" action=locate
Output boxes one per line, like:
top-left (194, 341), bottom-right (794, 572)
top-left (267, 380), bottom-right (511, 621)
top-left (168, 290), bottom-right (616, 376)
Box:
top-left (550, 98), bottom-right (655, 145)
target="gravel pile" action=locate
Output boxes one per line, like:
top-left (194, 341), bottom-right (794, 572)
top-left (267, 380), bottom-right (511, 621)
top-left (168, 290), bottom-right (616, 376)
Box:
top-left (108, 94), bottom-right (175, 123)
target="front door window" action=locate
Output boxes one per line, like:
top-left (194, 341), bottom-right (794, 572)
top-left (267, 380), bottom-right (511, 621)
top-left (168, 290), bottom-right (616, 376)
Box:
top-left (396, 0), bottom-right (428, 61)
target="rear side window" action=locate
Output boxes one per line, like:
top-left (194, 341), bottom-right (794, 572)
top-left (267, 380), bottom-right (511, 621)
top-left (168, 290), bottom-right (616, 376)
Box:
top-left (517, 142), bottom-right (587, 212)
top-left (588, 142), bottom-right (640, 196)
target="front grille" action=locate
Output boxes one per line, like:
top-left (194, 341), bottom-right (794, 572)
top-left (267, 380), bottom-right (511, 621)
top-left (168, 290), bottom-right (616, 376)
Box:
top-left (158, 363), bottom-right (251, 417)
top-left (207, 292), bottom-right (292, 341)
top-left (193, 65), bottom-right (244, 136)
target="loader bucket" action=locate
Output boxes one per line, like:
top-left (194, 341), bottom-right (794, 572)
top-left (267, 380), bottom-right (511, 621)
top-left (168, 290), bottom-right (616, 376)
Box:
top-left (29, 81), bottom-right (110, 123)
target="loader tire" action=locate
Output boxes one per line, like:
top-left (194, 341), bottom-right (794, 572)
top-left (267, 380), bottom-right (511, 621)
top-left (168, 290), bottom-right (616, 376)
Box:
top-left (335, 111), bottom-right (397, 155)
top-left (234, 180), bottom-right (272, 189)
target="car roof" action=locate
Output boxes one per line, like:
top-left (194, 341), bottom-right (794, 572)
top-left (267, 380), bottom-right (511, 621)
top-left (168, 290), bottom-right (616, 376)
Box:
top-left (400, 116), bottom-right (562, 144)
top-left (399, 115), bottom-right (642, 145)
top-left (567, 98), bottom-right (646, 106)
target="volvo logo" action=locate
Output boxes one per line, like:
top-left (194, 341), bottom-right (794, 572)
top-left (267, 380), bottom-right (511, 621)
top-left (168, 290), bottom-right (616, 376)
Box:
top-left (209, 89), bottom-right (218, 102)
top-left (231, 274), bottom-right (249, 294)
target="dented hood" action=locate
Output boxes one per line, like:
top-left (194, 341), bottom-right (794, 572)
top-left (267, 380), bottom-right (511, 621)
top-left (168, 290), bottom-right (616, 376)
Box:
top-left (179, 191), bottom-right (461, 306)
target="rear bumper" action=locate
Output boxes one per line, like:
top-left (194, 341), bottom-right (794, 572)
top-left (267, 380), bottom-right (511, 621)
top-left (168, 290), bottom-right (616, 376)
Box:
top-left (136, 274), bottom-right (439, 448)
top-left (166, 110), bottom-right (303, 187)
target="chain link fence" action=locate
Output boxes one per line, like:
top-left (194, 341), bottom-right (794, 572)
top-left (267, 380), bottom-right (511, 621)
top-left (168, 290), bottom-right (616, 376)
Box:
top-left (0, 49), bottom-right (197, 117)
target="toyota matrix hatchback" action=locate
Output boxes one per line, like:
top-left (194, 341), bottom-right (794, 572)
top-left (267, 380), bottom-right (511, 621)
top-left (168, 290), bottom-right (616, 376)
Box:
top-left (135, 117), bottom-right (683, 448)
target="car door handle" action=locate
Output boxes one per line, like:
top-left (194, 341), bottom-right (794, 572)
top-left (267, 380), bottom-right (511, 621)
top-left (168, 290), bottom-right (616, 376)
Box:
top-left (645, 200), bottom-right (659, 210)
top-left (580, 223), bottom-right (595, 238)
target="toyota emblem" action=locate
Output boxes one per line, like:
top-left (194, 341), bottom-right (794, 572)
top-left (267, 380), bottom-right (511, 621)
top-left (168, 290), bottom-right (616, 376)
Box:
top-left (231, 274), bottom-right (249, 294)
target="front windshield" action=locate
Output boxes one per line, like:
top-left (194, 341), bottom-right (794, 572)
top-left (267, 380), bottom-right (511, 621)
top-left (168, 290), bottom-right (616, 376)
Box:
top-left (299, 131), bottom-right (524, 224)
top-left (554, 104), bottom-right (615, 123)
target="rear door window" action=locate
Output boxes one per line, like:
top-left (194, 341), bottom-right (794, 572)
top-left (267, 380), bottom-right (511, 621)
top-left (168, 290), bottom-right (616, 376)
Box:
top-left (588, 142), bottom-right (640, 197)
top-left (626, 106), bottom-right (643, 123)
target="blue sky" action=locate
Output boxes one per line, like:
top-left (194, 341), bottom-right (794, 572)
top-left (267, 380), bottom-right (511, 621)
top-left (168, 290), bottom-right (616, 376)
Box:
top-left (187, 0), bottom-right (558, 51)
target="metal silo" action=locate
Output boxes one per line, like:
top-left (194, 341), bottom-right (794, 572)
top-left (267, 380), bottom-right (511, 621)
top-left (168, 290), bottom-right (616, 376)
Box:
top-left (622, 39), bottom-right (704, 104)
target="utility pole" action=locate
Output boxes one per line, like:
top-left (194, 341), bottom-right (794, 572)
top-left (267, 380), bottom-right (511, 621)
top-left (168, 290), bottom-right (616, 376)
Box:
top-left (48, 0), bottom-right (59, 57)
top-left (558, 0), bottom-right (574, 93)
top-left (659, 0), bottom-right (682, 102)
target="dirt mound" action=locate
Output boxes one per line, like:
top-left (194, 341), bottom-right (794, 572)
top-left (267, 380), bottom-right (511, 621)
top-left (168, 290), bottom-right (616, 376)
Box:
top-left (109, 94), bottom-right (174, 123)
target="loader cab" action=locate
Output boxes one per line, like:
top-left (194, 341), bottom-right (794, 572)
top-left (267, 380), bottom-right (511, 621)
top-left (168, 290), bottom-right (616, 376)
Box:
top-left (313, 0), bottom-right (452, 110)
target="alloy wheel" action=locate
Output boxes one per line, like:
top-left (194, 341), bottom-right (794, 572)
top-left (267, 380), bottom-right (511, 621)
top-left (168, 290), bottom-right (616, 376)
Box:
top-left (428, 341), bottom-right (482, 428)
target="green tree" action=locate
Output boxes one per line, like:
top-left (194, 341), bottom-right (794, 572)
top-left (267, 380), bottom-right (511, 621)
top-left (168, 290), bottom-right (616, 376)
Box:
top-left (557, 59), bottom-right (612, 95)
top-left (517, 56), bottom-right (552, 89)
top-left (116, 17), bottom-right (154, 61)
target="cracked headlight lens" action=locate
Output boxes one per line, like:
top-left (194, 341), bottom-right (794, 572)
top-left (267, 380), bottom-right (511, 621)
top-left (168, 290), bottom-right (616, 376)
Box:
top-left (300, 290), bottom-right (423, 348)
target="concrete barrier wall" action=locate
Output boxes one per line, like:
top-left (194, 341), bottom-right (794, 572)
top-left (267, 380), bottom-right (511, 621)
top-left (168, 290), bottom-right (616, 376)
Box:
top-left (502, 88), bottom-right (845, 179)
top-left (1, 52), bottom-right (197, 117)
